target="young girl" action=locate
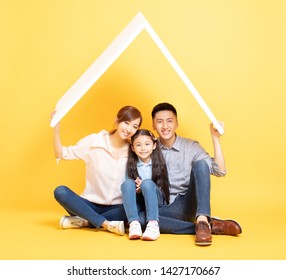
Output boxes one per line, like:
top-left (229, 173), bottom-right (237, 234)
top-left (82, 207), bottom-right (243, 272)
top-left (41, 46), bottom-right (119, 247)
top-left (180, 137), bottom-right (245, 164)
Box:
top-left (51, 105), bottom-right (142, 236)
top-left (121, 129), bottom-right (170, 240)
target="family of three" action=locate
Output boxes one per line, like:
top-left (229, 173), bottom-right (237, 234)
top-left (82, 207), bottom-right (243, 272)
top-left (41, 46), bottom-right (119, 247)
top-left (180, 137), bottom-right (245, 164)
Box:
top-left (51, 102), bottom-right (242, 246)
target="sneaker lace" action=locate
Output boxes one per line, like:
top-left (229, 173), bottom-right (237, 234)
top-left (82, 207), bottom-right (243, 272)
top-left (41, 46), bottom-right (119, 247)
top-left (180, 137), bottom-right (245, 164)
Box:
top-left (146, 224), bottom-right (157, 232)
top-left (129, 222), bottom-right (140, 230)
top-left (145, 222), bottom-right (159, 233)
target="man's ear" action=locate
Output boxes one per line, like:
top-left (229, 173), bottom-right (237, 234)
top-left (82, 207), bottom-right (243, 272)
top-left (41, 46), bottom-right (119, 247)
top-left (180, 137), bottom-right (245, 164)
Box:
top-left (174, 116), bottom-right (179, 129)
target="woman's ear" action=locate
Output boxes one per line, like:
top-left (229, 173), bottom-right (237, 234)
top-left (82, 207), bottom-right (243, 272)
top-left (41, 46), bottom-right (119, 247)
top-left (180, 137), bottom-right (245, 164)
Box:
top-left (113, 117), bottom-right (119, 128)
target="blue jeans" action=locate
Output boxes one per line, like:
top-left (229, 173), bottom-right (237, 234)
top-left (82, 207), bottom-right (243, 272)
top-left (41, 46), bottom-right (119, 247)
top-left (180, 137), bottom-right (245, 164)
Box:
top-left (139, 160), bottom-right (211, 234)
top-left (121, 179), bottom-right (163, 223)
top-left (139, 212), bottom-right (196, 234)
top-left (54, 185), bottom-right (127, 228)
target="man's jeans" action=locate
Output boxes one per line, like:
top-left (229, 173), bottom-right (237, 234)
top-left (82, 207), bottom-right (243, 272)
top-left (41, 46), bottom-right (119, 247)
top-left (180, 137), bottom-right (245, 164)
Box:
top-left (54, 185), bottom-right (127, 228)
top-left (121, 179), bottom-right (163, 223)
top-left (139, 160), bottom-right (211, 234)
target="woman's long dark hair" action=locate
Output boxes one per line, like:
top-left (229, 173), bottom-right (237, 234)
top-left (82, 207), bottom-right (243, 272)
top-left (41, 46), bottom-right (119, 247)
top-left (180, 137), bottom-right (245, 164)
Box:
top-left (126, 129), bottom-right (170, 204)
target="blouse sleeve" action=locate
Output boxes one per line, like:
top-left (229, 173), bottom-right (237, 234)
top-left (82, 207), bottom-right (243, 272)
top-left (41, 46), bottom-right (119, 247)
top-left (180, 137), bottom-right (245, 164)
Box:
top-left (57, 134), bottom-right (94, 163)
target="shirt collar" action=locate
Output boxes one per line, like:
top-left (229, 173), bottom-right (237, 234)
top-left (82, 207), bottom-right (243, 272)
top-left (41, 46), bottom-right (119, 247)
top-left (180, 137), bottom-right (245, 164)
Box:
top-left (90, 130), bottom-right (110, 149)
top-left (158, 134), bottom-right (180, 151)
top-left (137, 158), bottom-right (152, 167)
top-left (90, 130), bottom-right (129, 158)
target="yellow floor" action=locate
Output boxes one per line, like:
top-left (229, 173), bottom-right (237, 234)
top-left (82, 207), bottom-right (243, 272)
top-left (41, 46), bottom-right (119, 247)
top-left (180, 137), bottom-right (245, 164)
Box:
top-left (1, 207), bottom-right (285, 260)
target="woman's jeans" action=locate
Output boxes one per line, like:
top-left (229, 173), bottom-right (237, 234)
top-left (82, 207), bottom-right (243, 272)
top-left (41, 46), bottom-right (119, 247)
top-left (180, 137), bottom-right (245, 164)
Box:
top-left (54, 185), bottom-right (127, 228)
top-left (121, 179), bottom-right (163, 223)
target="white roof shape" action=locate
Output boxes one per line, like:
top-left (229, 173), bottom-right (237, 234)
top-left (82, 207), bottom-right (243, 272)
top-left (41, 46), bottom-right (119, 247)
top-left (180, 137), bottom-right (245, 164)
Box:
top-left (50, 12), bottom-right (224, 135)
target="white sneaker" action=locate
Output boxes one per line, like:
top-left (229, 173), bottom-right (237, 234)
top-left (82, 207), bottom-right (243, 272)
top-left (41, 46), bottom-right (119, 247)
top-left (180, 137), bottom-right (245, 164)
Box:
top-left (128, 221), bottom-right (142, 240)
top-left (142, 221), bottom-right (160, 241)
top-left (108, 221), bottom-right (125, 236)
top-left (59, 215), bottom-right (84, 229)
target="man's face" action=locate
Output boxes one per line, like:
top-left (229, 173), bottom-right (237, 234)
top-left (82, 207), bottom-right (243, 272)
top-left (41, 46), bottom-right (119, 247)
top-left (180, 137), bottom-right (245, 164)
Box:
top-left (152, 110), bottom-right (178, 144)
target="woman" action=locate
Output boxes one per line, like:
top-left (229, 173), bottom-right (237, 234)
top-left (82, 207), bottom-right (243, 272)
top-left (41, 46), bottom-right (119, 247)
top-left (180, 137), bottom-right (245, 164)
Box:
top-left (51, 105), bottom-right (142, 235)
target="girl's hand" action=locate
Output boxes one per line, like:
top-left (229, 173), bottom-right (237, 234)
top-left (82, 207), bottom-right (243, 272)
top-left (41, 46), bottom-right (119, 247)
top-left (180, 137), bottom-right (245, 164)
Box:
top-left (135, 177), bottom-right (142, 193)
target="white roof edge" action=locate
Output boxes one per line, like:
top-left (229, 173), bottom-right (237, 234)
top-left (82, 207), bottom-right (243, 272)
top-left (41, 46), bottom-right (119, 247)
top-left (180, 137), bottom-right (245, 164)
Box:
top-left (50, 11), bottom-right (224, 135)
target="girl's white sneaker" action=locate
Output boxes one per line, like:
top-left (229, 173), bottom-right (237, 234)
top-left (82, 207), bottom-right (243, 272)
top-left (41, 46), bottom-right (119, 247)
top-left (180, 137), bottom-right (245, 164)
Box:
top-left (142, 221), bottom-right (160, 241)
top-left (128, 221), bottom-right (142, 239)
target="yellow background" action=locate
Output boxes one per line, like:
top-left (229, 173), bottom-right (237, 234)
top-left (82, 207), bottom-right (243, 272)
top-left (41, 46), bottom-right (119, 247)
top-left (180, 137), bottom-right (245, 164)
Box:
top-left (0, 0), bottom-right (285, 259)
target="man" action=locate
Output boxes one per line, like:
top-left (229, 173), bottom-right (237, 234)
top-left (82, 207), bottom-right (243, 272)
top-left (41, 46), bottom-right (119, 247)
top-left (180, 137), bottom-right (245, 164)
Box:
top-left (151, 102), bottom-right (242, 246)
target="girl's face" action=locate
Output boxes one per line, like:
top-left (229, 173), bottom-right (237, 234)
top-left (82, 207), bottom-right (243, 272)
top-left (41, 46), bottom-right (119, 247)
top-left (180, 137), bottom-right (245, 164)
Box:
top-left (116, 118), bottom-right (141, 140)
top-left (131, 135), bottom-right (156, 163)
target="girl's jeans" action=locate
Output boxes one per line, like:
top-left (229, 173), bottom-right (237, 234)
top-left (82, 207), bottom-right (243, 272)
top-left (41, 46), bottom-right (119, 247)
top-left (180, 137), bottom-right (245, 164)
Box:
top-left (121, 179), bottom-right (163, 223)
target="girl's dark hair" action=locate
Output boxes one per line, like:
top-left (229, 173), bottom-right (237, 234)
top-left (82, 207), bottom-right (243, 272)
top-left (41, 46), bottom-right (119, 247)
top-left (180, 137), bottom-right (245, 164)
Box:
top-left (111, 106), bottom-right (142, 134)
top-left (127, 129), bottom-right (170, 204)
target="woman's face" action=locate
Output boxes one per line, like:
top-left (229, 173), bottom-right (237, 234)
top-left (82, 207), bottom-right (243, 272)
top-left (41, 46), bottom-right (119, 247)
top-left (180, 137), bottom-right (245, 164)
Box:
top-left (116, 118), bottom-right (141, 140)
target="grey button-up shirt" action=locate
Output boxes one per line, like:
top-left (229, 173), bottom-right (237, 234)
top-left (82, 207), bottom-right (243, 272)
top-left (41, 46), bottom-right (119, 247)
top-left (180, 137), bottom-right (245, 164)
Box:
top-left (158, 135), bottom-right (226, 204)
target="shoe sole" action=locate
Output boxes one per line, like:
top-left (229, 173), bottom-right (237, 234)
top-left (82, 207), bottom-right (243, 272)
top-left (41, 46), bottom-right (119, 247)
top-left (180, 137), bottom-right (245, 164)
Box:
top-left (141, 236), bottom-right (159, 241)
top-left (195, 240), bottom-right (212, 246)
top-left (211, 218), bottom-right (242, 234)
top-left (142, 237), bottom-right (156, 241)
top-left (129, 235), bottom-right (142, 240)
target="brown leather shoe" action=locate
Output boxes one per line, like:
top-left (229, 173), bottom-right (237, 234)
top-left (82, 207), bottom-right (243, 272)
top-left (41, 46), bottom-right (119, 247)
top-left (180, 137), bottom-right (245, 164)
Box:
top-left (211, 218), bottom-right (242, 235)
top-left (195, 221), bottom-right (212, 246)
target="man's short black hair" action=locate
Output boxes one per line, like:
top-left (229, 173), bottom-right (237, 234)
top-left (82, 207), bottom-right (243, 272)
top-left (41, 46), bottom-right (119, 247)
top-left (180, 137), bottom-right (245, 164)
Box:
top-left (151, 102), bottom-right (177, 119)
